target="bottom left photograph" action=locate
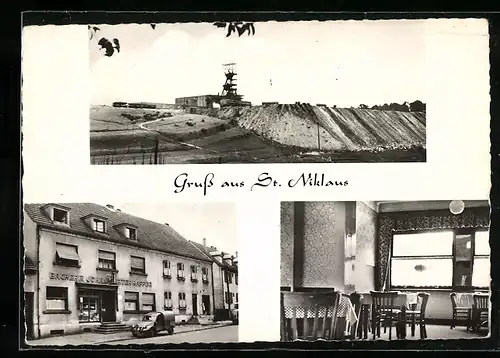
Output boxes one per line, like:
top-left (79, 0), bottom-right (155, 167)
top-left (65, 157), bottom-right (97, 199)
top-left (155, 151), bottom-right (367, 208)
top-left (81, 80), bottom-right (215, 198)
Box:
top-left (22, 202), bottom-right (239, 346)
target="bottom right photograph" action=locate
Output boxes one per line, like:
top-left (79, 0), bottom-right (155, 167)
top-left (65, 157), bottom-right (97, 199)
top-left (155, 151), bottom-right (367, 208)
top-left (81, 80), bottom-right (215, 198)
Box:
top-left (280, 200), bottom-right (491, 341)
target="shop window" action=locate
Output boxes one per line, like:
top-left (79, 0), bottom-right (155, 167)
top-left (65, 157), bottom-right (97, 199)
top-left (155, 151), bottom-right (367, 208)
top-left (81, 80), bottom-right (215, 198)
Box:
top-left (125, 227), bottom-right (137, 240)
top-left (55, 243), bottom-right (80, 267)
top-left (78, 294), bottom-right (100, 322)
top-left (202, 267), bottom-right (209, 283)
top-left (141, 293), bottom-right (155, 312)
top-left (190, 265), bottom-right (198, 282)
top-left (177, 263), bottom-right (185, 280)
top-left (124, 291), bottom-right (139, 311)
top-left (53, 208), bottom-right (69, 225)
top-left (130, 256), bottom-right (145, 274)
top-left (98, 250), bottom-right (116, 270)
top-left (163, 260), bottom-right (171, 278)
top-left (178, 293), bottom-right (186, 309)
top-left (164, 292), bottom-right (172, 310)
top-left (46, 286), bottom-right (68, 311)
top-left (93, 219), bottom-right (106, 233)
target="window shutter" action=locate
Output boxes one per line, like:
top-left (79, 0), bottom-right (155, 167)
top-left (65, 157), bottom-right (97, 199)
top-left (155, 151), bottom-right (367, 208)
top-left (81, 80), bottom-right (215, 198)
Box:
top-left (99, 251), bottom-right (115, 261)
top-left (131, 256), bottom-right (145, 269)
top-left (56, 243), bottom-right (80, 261)
top-left (125, 292), bottom-right (138, 301)
top-left (142, 293), bottom-right (155, 305)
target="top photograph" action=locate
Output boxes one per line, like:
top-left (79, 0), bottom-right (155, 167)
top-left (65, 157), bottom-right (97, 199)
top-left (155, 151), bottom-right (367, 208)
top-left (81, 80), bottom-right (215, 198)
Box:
top-left (89, 20), bottom-right (426, 165)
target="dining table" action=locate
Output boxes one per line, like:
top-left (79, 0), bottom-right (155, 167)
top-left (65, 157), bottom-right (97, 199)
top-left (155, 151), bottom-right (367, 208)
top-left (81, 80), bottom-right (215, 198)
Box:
top-left (358, 292), bottom-right (420, 339)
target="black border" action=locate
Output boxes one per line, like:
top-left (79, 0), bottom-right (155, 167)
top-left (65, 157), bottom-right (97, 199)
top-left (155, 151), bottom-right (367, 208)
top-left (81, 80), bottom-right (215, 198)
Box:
top-left (3, 9), bottom-right (499, 355)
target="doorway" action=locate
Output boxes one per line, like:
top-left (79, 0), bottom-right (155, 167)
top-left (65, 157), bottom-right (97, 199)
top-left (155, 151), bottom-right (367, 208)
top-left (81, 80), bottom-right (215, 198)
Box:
top-left (101, 291), bottom-right (116, 322)
top-left (25, 292), bottom-right (34, 340)
top-left (192, 294), bottom-right (198, 316)
top-left (202, 295), bottom-right (211, 315)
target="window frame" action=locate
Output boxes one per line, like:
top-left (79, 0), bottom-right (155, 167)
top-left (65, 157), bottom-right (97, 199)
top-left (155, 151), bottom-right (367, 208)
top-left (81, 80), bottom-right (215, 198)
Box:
top-left (177, 262), bottom-right (185, 280)
top-left (389, 228), bottom-right (490, 291)
top-left (130, 255), bottom-right (146, 275)
top-left (45, 286), bottom-right (69, 312)
top-left (202, 267), bottom-right (209, 283)
top-left (97, 250), bottom-right (116, 271)
top-left (164, 291), bottom-right (173, 310)
top-left (178, 292), bottom-right (187, 310)
top-left (93, 218), bottom-right (106, 233)
top-left (190, 265), bottom-right (198, 282)
top-left (141, 292), bottom-right (156, 312)
top-left (163, 260), bottom-right (172, 278)
top-left (54, 242), bottom-right (81, 268)
top-left (125, 227), bottom-right (137, 240)
top-left (124, 291), bottom-right (139, 312)
top-left (52, 208), bottom-right (69, 225)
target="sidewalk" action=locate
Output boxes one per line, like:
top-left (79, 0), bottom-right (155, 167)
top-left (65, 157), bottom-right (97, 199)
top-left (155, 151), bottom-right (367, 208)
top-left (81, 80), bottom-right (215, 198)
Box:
top-left (26, 321), bottom-right (233, 346)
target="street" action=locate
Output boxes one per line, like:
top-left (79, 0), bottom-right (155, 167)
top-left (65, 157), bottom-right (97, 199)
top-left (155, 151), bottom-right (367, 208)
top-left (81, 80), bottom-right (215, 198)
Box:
top-left (102, 324), bottom-right (238, 345)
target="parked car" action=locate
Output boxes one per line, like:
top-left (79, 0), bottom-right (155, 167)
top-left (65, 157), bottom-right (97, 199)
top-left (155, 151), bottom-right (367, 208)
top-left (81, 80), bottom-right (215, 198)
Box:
top-left (230, 303), bottom-right (239, 324)
top-left (131, 311), bottom-right (176, 338)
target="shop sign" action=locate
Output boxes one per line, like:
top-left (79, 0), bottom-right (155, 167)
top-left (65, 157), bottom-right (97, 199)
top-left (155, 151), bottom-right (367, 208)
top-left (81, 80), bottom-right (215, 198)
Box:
top-left (49, 272), bottom-right (152, 287)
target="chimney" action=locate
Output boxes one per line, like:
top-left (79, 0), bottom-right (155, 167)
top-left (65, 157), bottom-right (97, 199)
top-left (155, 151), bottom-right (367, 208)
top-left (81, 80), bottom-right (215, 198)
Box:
top-left (235, 251), bottom-right (238, 258)
top-left (202, 238), bottom-right (206, 247)
top-left (106, 204), bottom-right (114, 211)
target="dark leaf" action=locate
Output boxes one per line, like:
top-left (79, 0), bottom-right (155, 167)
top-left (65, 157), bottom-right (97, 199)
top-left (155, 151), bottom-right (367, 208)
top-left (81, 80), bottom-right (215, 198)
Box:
top-left (113, 38), bottom-right (120, 53)
top-left (150, 24), bottom-right (156, 30)
top-left (93, 27), bottom-right (100, 32)
top-left (236, 24), bottom-right (246, 37)
top-left (226, 24), bottom-right (235, 37)
top-left (213, 22), bottom-right (227, 28)
top-left (249, 23), bottom-right (255, 35)
top-left (98, 37), bottom-right (115, 57)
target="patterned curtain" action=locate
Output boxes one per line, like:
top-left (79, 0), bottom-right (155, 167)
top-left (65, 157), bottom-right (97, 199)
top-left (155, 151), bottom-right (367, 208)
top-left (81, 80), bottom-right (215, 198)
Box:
top-left (376, 207), bottom-right (490, 290)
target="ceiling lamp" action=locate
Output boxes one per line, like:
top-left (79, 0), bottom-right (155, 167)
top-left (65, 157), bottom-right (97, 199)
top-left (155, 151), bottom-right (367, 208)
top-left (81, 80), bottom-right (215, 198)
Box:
top-left (449, 200), bottom-right (465, 215)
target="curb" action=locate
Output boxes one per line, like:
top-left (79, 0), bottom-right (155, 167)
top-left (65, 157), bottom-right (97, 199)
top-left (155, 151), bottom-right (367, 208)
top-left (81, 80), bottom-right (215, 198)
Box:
top-left (94, 323), bottom-right (234, 344)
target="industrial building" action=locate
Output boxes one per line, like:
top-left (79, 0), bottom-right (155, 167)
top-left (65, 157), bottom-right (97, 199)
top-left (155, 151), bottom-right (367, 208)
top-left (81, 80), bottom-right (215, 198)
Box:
top-left (175, 95), bottom-right (220, 108)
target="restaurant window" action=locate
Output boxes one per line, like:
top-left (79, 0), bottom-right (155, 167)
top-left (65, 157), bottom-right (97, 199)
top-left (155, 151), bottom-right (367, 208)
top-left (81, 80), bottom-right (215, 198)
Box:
top-left (390, 229), bottom-right (490, 289)
top-left (78, 292), bottom-right (100, 322)
top-left (472, 230), bottom-right (490, 288)
top-left (53, 208), bottom-right (69, 225)
top-left (93, 219), bottom-right (106, 233)
top-left (98, 250), bottom-right (116, 270)
top-left (55, 243), bottom-right (80, 267)
top-left (163, 260), bottom-right (171, 277)
top-left (202, 267), bottom-right (209, 282)
top-left (46, 286), bottom-right (68, 311)
top-left (125, 227), bottom-right (137, 240)
top-left (190, 265), bottom-right (198, 281)
top-left (124, 291), bottom-right (139, 311)
top-left (141, 293), bottom-right (155, 312)
top-left (130, 256), bottom-right (145, 274)
top-left (178, 293), bottom-right (186, 309)
top-left (164, 292), bottom-right (172, 309)
top-left (177, 263), bottom-right (185, 280)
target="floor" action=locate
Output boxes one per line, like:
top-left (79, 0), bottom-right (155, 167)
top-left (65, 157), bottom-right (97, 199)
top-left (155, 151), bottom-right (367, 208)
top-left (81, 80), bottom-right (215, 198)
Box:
top-left (362, 324), bottom-right (489, 341)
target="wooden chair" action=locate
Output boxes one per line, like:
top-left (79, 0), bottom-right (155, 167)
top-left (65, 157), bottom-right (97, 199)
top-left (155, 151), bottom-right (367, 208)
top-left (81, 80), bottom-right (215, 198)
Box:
top-left (347, 292), bottom-right (362, 340)
top-left (472, 294), bottom-right (489, 331)
top-left (280, 291), bottom-right (340, 341)
top-left (370, 291), bottom-right (401, 340)
top-left (450, 293), bottom-right (472, 331)
top-left (405, 293), bottom-right (430, 339)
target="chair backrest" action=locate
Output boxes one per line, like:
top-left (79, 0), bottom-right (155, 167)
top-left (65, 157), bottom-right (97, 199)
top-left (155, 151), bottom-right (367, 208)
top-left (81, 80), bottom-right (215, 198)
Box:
top-left (449, 293), bottom-right (458, 308)
top-left (370, 291), bottom-right (398, 312)
top-left (281, 291), bottom-right (340, 341)
top-left (417, 293), bottom-right (430, 318)
top-left (473, 294), bottom-right (489, 310)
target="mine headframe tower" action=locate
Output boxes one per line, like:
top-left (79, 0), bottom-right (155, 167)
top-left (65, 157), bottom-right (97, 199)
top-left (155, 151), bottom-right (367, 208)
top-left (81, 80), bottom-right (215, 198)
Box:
top-left (220, 63), bottom-right (243, 101)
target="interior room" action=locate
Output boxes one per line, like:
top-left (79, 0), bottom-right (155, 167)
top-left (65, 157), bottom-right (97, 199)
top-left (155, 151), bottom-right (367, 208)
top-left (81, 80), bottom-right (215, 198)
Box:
top-left (280, 200), bottom-right (490, 341)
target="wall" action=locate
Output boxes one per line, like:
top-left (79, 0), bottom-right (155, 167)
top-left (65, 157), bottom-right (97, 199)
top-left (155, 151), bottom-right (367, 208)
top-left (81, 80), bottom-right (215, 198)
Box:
top-left (353, 202), bottom-right (377, 293)
top-left (23, 213), bottom-right (39, 339)
top-left (280, 202), bottom-right (345, 290)
top-left (37, 228), bottom-right (213, 337)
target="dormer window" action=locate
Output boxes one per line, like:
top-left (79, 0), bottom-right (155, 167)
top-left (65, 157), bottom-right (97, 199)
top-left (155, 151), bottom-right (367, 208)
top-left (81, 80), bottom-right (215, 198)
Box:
top-left (125, 227), bottom-right (137, 240)
top-left (93, 219), bottom-right (106, 233)
top-left (53, 208), bottom-right (69, 225)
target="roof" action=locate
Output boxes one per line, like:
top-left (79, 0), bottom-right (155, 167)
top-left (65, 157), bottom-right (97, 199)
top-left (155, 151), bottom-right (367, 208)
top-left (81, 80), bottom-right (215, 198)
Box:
top-left (24, 203), bottom-right (211, 262)
top-left (189, 240), bottom-right (238, 273)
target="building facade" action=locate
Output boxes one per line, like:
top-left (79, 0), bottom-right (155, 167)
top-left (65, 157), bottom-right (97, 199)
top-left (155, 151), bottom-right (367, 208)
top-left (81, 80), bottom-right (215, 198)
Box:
top-left (175, 95), bottom-right (219, 108)
top-left (190, 239), bottom-right (238, 321)
top-left (23, 203), bottom-right (214, 339)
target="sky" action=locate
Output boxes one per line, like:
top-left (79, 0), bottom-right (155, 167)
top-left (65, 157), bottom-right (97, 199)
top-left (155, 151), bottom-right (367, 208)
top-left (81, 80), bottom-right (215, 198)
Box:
top-left (109, 202), bottom-right (238, 254)
top-left (89, 20), bottom-right (426, 107)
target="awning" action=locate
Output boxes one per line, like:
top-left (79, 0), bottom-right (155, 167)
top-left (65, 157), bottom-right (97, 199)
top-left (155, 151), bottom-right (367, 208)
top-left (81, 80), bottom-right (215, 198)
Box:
top-left (56, 244), bottom-right (80, 261)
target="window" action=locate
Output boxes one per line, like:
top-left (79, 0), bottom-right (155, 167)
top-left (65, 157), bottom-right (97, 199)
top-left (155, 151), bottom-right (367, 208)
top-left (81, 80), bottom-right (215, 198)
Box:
top-left (93, 219), bottom-right (106, 233)
top-left (124, 291), bottom-right (139, 311)
top-left (178, 293), bottom-right (186, 309)
top-left (190, 265), bottom-right (198, 281)
top-left (98, 250), bottom-right (116, 270)
top-left (235, 273), bottom-right (238, 285)
top-left (53, 208), bottom-right (69, 225)
top-left (232, 292), bottom-right (235, 304)
top-left (390, 229), bottom-right (490, 289)
top-left (164, 292), bottom-right (172, 309)
top-left (202, 267), bottom-right (209, 283)
top-left (177, 263), bottom-right (185, 280)
top-left (225, 271), bottom-right (233, 284)
top-left (163, 260), bottom-right (171, 277)
top-left (125, 227), bottom-right (137, 240)
top-left (141, 293), bottom-right (155, 312)
top-left (225, 291), bottom-right (233, 304)
top-left (236, 293), bottom-right (238, 303)
top-left (46, 286), bottom-right (68, 311)
top-left (79, 293), bottom-right (100, 322)
top-left (55, 243), bottom-right (80, 267)
top-left (130, 256), bottom-right (145, 274)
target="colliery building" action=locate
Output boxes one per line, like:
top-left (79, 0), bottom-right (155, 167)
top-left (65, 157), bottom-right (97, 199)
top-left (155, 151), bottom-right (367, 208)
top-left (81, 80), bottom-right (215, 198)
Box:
top-left (23, 203), bottom-right (216, 339)
top-left (175, 95), bottom-right (220, 108)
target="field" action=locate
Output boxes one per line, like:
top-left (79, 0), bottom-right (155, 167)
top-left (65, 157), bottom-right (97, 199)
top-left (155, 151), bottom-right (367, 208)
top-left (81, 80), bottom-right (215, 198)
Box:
top-left (89, 105), bottom-right (426, 164)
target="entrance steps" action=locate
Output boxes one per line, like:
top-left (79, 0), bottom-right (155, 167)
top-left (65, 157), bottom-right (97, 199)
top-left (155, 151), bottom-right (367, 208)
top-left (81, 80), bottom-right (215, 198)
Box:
top-left (94, 322), bottom-right (129, 334)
